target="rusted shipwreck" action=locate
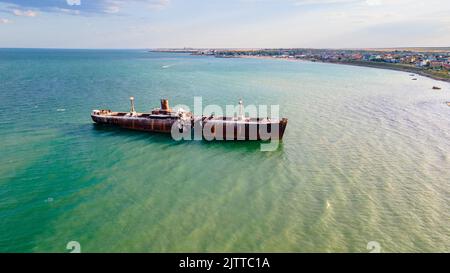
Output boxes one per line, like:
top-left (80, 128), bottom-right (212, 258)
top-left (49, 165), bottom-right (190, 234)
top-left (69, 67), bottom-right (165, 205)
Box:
top-left (91, 98), bottom-right (288, 141)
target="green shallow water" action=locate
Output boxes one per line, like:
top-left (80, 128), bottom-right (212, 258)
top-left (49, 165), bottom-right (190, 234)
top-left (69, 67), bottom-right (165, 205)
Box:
top-left (0, 49), bottom-right (449, 252)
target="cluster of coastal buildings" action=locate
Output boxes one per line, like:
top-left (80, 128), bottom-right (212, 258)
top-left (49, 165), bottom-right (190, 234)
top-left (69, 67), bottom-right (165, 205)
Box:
top-left (151, 47), bottom-right (450, 81)
top-left (196, 48), bottom-right (450, 72)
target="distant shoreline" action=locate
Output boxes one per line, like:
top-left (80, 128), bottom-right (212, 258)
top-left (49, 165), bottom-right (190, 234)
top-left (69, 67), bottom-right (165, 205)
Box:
top-left (237, 55), bottom-right (450, 83)
top-left (325, 60), bottom-right (450, 83)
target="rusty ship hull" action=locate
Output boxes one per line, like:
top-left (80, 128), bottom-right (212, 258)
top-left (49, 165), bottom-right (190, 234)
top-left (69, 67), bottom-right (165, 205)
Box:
top-left (91, 111), bottom-right (180, 133)
top-left (91, 98), bottom-right (288, 140)
top-left (199, 116), bottom-right (288, 141)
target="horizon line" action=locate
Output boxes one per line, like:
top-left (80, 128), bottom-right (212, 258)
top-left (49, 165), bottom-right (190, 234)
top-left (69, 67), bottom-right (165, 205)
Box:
top-left (1, 46), bottom-right (450, 51)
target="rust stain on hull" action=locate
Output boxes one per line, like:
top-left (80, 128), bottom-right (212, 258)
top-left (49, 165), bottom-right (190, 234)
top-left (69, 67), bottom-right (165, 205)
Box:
top-left (91, 115), bottom-right (176, 133)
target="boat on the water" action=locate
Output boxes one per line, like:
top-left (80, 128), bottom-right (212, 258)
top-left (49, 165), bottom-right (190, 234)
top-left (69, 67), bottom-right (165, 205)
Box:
top-left (91, 98), bottom-right (288, 141)
top-left (432, 86), bottom-right (442, 90)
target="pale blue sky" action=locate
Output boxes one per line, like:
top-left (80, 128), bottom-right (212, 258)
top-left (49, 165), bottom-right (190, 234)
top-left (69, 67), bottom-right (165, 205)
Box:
top-left (0, 0), bottom-right (449, 48)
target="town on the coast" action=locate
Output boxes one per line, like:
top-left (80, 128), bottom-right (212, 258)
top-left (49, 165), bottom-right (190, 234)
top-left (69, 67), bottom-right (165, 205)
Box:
top-left (153, 47), bottom-right (450, 82)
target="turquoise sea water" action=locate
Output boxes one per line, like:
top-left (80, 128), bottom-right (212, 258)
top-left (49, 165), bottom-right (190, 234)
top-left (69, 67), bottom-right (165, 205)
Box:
top-left (0, 49), bottom-right (449, 252)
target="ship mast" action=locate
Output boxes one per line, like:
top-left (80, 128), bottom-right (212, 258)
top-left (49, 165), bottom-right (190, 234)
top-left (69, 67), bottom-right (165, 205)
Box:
top-left (238, 98), bottom-right (244, 120)
top-left (130, 96), bottom-right (136, 115)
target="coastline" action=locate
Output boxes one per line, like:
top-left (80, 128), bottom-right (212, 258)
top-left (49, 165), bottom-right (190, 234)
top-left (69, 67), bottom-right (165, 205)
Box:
top-left (328, 60), bottom-right (450, 83)
top-left (236, 55), bottom-right (450, 83)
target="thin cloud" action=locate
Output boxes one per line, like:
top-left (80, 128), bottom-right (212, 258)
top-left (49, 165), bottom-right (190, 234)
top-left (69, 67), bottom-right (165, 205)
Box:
top-left (147, 0), bottom-right (170, 9)
top-left (66, 0), bottom-right (81, 6)
top-left (365, 0), bottom-right (382, 5)
top-left (293, 0), bottom-right (359, 5)
top-left (13, 9), bottom-right (37, 17)
top-left (0, 0), bottom-right (170, 14)
top-left (103, 5), bottom-right (120, 14)
top-left (0, 17), bottom-right (11, 23)
top-left (241, 0), bottom-right (364, 5)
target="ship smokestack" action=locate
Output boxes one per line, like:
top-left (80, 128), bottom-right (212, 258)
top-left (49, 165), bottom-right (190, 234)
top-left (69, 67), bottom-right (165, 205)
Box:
top-left (161, 99), bottom-right (170, 111)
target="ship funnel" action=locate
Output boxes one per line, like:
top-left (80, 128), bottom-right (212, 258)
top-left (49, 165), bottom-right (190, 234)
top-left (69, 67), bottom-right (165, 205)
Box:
top-left (160, 99), bottom-right (170, 111)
